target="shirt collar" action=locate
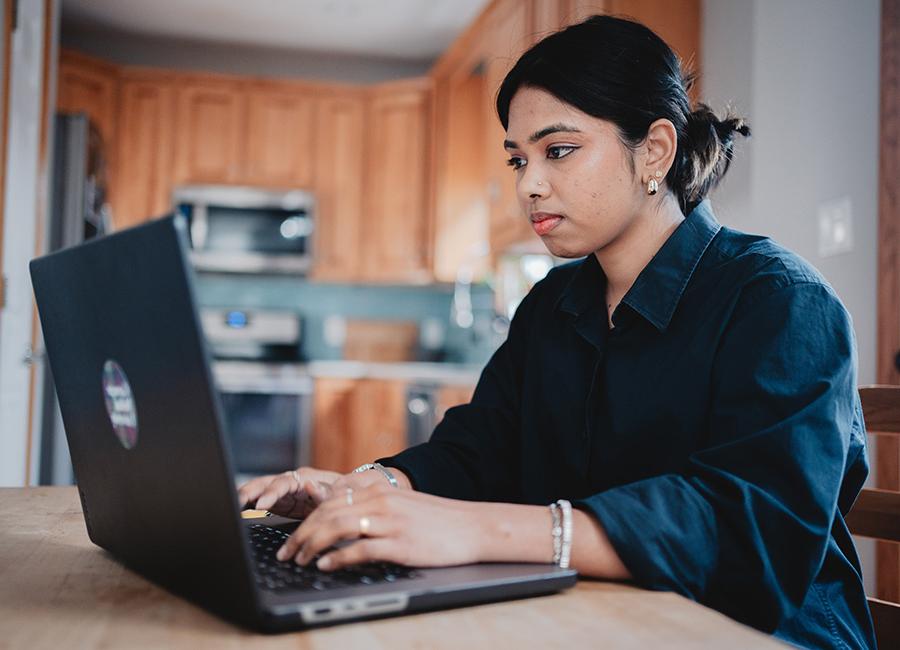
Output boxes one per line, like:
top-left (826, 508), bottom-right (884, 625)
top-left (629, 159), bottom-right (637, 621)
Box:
top-left (557, 200), bottom-right (721, 333)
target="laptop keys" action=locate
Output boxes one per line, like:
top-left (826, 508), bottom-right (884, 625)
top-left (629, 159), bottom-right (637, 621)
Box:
top-left (247, 523), bottom-right (421, 592)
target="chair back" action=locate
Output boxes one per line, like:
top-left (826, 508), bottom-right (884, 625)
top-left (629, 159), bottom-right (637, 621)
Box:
top-left (847, 385), bottom-right (900, 648)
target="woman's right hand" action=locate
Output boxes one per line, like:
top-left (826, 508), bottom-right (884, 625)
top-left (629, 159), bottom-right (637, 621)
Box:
top-left (237, 467), bottom-right (342, 519)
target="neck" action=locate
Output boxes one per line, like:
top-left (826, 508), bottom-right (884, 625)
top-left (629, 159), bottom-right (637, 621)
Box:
top-left (595, 194), bottom-right (685, 300)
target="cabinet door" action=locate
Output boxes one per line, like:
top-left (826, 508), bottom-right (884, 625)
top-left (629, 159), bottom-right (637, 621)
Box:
top-left (482, 0), bottom-right (537, 254)
top-left (57, 51), bottom-right (118, 153)
top-left (349, 379), bottom-right (408, 469)
top-left (435, 384), bottom-right (475, 423)
top-left (244, 89), bottom-right (316, 188)
top-left (113, 77), bottom-right (176, 228)
top-left (604, 0), bottom-right (701, 96)
top-left (311, 92), bottom-right (366, 282)
top-left (311, 377), bottom-right (408, 473)
top-left (312, 377), bottom-right (357, 472)
top-left (172, 81), bottom-right (244, 185)
top-left (362, 79), bottom-right (433, 283)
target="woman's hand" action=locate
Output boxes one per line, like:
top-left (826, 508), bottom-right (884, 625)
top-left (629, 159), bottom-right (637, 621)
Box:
top-left (275, 483), bottom-right (485, 570)
top-left (237, 467), bottom-right (342, 519)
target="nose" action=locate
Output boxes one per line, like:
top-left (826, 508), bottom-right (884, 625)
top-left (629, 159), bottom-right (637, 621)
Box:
top-left (518, 165), bottom-right (549, 203)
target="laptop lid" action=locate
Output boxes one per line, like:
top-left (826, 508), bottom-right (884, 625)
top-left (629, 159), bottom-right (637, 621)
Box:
top-left (30, 215), bottom-right (262, 627)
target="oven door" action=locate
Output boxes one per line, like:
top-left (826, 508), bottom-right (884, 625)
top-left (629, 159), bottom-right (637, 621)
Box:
top-left (213, 362), bottom-right (313, 483)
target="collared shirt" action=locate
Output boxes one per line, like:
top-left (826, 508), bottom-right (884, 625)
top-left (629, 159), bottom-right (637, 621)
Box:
top-left (380, 200), bottom-right (874, 649)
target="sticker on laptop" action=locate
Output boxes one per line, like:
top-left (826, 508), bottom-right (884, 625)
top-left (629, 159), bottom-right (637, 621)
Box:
top-left (101, 359), bottom-right (139, 449)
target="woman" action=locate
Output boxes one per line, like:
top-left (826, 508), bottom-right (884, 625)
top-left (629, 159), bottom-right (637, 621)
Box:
top-left (239, 16), bottom-right (874, 649)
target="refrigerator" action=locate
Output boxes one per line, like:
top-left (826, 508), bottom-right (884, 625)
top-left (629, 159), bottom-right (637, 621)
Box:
top-left (37, 113), bottom-right (110, 485)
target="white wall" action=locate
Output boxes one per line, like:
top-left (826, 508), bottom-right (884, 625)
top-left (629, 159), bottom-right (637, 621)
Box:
top-left (702, 0), bottom-right (881, 594)
top-left (0, 0), bottom-right (53, 486)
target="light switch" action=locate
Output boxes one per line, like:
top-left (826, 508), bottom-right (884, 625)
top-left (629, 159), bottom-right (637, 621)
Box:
top-left (817, 196), bottom-right (854, 257)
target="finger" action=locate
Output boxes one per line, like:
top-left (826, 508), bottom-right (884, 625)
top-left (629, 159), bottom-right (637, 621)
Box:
top-left (317, 539), bottom-right (400, 571)
top-left (255, 473), bottom-right (302, 511)
top-left (237, 474), bottom-right (280, 508)
top-left (295, 513), bottom-right (384, 565)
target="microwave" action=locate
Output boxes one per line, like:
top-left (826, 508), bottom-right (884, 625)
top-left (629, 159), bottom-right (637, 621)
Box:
top-left (173, 185), bottom-right (315, 274)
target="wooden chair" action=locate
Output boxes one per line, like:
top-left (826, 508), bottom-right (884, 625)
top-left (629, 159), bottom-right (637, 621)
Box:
top-left (846, 385), bottom-right (900, 648)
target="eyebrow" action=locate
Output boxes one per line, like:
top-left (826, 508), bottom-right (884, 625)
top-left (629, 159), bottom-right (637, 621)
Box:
top-left (503, 123), bottom-right (582, 149)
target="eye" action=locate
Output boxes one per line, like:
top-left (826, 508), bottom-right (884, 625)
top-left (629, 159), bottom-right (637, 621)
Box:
top-left (506, 156), bottom-right (526, 170)
top-left (547, 145), bottom-right (578, 160)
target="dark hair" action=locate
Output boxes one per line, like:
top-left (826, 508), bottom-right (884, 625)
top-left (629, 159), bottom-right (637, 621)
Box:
top-left (496, 15), bottom-right (750, 213)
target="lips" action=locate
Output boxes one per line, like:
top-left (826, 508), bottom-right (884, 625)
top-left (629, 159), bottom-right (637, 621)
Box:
top-left (530, 212), bottom-right (564, 236)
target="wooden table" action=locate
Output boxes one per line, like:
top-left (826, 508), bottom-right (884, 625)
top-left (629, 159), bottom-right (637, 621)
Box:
top-left (0, 487), bottom-right (786, 649)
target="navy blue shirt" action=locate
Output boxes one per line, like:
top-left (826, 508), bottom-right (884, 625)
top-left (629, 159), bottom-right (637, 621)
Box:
top-left (381, 201), bottom-right (875, 649)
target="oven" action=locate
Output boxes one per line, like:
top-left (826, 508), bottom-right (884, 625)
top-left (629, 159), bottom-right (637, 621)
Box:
top-left (203, 309), bottom-right (312, 482)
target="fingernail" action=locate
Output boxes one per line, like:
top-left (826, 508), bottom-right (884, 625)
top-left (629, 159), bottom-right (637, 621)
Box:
top-left (276, 547), bottom-right (286, 561)
top-left (317, 556), bottom-right (332, 570)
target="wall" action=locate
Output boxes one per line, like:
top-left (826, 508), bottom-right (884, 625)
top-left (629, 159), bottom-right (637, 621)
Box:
top-left (195, 274), bottom-right (499, 365)
top-left (60, 23), bottom-right (432, 83)
top-left (0, 0), bottom-right (54, 487)
top-left (702, 0), bottom-right (881, 593)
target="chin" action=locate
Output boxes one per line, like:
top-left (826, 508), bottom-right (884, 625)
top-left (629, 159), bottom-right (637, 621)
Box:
top-left (541, 239), bottom-right (596, 259)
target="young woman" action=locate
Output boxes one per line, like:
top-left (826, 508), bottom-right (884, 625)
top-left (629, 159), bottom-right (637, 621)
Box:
top-left (240, 16), bottom-right (874, 649)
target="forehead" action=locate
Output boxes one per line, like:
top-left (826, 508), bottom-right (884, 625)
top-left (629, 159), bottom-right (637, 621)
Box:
top-left (506, 86), bottom-right (601, 137)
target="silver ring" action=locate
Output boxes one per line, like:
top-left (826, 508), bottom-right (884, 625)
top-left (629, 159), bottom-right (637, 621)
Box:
top-left (345, 487), bottom-right (354, 506)
top-left (291, 470), bottom-right (301, 487)
top-left (359, 516), bottom-right (371, 536)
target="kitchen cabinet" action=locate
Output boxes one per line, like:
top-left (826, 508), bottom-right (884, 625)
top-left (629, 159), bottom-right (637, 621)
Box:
top-left (482, 0), bottom-right (537, 257)
top-left (172, 78), bottom-right (245, 185)
top-left (113, 72), bottom-right (176, 228)
top-left (244, 85), bottom-right (317, 188)
top-left (312, 377), bottom-right (408, 473)
top-left (362, 78), bottom-right (434, 284)
top-left (311, 91), bottom-right (366, 282)
top-left (56, 50), bottom-right (118, 158)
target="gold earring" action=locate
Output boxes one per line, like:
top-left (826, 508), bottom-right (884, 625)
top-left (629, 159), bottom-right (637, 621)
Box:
top-left (647, 178), bottom-right (659, 195)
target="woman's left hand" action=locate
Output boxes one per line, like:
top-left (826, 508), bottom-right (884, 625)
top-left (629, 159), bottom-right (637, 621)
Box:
top-left (275, 483), bottom-right (485, 570)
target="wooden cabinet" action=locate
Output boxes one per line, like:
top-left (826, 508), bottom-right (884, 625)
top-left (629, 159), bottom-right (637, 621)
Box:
top-left (172, 79), bottom-right (245, 185)
top-left (435, 384), bottom-right (476, 422)
top-left (113, 73), bottom-right (176, 228)
top-left (482, 0), bottom-right (539, 256)
top-left (244, 87), bottom-right (316, 188)
top-left (362, 78), bottom-right (434, 284)
top-left (56, 51), bottom-right (118, 155)
top-left (311, 91), bottom-right (366, 282)
top-left (312, 378), bottom-right (408, 473)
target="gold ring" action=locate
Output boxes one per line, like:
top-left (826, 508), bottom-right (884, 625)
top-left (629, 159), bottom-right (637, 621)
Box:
top-left (346, 487), bottom-right (354, 506)
top-left (359, 516), bottom-right (371, 536)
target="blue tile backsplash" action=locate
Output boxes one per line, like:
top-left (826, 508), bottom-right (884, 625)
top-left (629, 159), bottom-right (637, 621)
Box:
top-left (194, 273), bottom-right (502, 365)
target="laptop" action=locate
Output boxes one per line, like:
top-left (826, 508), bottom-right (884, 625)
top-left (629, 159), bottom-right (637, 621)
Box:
top-left (29, 214), bottom-right (577, 632)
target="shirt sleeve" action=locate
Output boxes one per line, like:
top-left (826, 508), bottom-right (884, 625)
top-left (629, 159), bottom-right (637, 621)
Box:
top-left (377, 283), bottom-right (541, 502)
top-left (575, 280), bottom-right (862, 632)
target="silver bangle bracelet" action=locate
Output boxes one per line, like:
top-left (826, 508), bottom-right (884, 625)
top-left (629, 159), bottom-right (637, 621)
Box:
top-left (352, 462), bottom-right (399, 488)
top-left (549, 502), bottom-right (563, 565)
top-left (557, 499), bottom-right (573, 569)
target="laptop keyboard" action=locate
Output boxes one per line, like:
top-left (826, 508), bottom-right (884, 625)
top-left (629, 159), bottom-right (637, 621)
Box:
top-left (248, 523), bottom-right (422, 593)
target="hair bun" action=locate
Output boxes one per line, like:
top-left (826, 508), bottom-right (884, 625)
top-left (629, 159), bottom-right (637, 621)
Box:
top-left (678, 104), bottom-right (751, 206)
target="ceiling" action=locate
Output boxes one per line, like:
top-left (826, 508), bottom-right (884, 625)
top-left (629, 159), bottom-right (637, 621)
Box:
top-left (61, 0), bottom-right (491, 61)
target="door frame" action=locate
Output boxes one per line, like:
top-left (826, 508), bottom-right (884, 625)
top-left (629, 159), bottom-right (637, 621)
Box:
top-left (876, 0), bottom-right (900, 602)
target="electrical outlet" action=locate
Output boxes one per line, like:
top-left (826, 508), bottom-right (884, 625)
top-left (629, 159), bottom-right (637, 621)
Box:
top-left (817, 196), bottom-right (854, 257)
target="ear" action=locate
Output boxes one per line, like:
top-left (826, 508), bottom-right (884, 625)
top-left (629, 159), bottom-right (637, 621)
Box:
top-left (641, 118), bottom-right (678, 184)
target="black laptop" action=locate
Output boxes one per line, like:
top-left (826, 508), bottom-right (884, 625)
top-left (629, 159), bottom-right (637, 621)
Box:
top-left (29, 215), bottom-right (576, 631)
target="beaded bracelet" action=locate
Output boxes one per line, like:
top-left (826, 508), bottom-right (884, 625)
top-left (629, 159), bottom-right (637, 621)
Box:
top-left (549, 502), bottom-right (563, 565)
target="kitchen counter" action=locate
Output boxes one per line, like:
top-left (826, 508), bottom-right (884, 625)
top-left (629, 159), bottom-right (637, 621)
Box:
top-left (212, 360), bottom-right (482, 386)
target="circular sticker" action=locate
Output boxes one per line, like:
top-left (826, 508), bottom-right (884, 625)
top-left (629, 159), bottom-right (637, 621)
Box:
top-left (101, 360), bottom-right (139, 449)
